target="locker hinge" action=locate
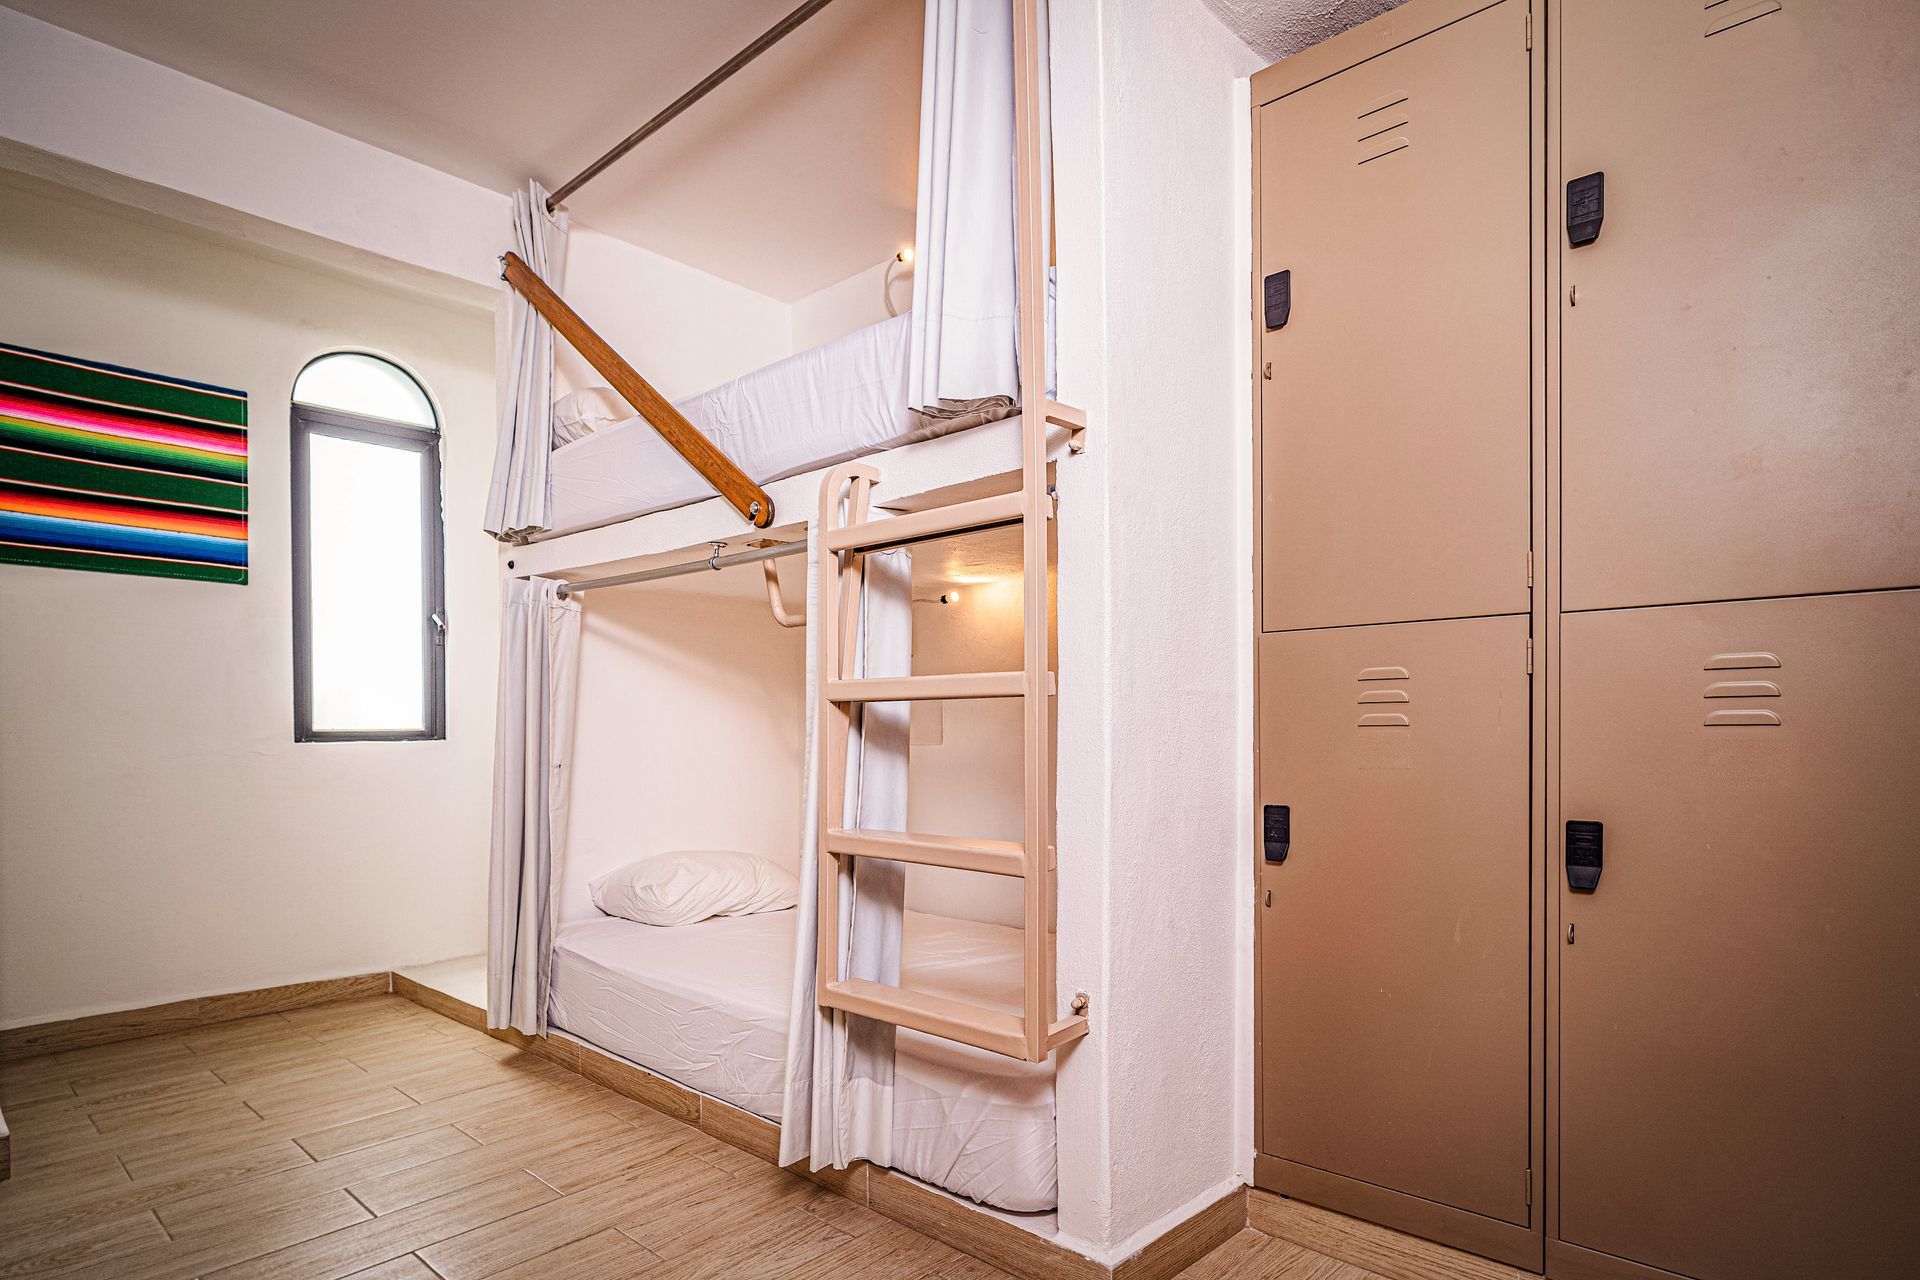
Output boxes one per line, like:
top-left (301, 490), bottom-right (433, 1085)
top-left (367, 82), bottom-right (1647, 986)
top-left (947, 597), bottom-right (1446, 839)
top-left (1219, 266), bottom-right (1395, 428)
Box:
top-left (1526, 1169), bottom-right (1533, 1206)
top-left (1525, 551), bottom-right (1533, 588)
top-left (1526, 639), bottom-right (1534, 674)
top-left (1525, 13), bottom-right (1533, 49)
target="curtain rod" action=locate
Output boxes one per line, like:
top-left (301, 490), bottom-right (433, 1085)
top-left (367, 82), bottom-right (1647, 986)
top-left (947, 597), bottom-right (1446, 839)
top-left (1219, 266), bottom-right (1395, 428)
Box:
top-left (553, 538), bottom-right (804, 598)
top-left (546, 0), bottom-right (837, 212)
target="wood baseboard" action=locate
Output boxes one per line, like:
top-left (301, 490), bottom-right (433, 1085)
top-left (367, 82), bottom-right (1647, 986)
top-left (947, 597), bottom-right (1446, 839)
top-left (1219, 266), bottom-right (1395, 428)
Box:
top-left (391, 975), bottom-right (1237, 1279)
top-left (1249, 1188), bottom-right (1541, 1280)
top-left (1114, 1187), bottom-right (1249, 1280)
top-left (0, 972), bottom-right (393, 1062)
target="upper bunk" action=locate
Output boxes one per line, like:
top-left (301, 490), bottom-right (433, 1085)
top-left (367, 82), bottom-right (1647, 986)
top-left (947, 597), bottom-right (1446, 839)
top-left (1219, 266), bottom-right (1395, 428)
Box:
top-left (488, 0), bottom-right (1081, 583)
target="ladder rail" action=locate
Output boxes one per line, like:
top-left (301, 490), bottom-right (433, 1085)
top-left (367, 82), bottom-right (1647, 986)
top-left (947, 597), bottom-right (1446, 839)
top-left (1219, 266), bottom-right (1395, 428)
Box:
top-left (815, 463), bottom-right (878, 1020)
top-left (1011, 0), bottom-right (1055, 1062)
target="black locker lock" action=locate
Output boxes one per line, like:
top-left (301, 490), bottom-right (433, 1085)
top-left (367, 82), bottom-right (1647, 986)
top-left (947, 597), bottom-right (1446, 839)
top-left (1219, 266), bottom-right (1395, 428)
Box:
top-left (1263, 804), bottom-right (1291, 863)
top-left (1566, 820), bottom-right (1604, 892)
top-left (1567, 172), bottom-right (1605, 246)
top-left (1263, 270), bottom-right (1291, 329)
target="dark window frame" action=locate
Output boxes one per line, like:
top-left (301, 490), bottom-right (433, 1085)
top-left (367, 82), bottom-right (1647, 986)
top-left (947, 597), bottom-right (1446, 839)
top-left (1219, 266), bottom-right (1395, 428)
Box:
top-left (290, 400), bottom-right (447, 744)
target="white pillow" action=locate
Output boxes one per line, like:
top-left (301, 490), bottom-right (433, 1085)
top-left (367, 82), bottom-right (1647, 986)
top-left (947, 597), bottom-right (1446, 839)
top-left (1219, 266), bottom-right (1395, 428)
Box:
top-left (589, 851), bottom-right (799, 928)
top-left (551, 386), bottom-right (632, 446)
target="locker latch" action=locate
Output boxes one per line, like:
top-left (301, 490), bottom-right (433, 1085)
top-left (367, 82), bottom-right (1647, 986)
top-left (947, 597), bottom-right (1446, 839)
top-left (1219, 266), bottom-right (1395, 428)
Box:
top-left (1567, 172), bottom-right (1605, 246)
top-left (1566, 820), bottom-right (1604, 892)
top-left (1263, 270), bottom-right (1291, 329)
top-left (1263, 804), bottom-right (1291, 863)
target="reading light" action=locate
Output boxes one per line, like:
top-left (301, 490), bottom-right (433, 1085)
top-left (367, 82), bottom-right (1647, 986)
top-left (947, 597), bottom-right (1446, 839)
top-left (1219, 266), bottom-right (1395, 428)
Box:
top-left (896, 247), bottom-right (915, 264)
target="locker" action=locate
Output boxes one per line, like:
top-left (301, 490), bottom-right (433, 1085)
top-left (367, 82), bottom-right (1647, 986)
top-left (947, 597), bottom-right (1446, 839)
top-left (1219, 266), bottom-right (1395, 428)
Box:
top-left (1560, 0), bottom-right (1920, 612)
top-left (1257, 0), bottom-right (1531, 633)
top-left (1257, 614), bottom-right (1532, 1231)
top-left (1557, 591), bottom-right (1920, 1280)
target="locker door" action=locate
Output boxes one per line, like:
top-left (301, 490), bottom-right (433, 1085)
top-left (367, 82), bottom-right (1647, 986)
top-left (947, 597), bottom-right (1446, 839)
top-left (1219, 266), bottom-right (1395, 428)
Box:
top-left (1258, 0), bottom-right (1531, 633)
top-left (1258, 615), bottom-right (1531, 1228)
top-left (1558, 591), bottom-right (1920, 1280)
top-left (1560, 0), bottom-right (1920, 611)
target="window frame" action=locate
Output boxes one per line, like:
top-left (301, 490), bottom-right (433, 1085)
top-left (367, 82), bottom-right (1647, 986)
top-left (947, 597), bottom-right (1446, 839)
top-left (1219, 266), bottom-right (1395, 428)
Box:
top-left (290, 400), bottom-right (447, 744)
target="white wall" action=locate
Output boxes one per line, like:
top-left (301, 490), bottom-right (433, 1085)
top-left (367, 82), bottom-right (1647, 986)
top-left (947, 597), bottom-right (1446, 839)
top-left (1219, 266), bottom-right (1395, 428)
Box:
top-left (789, 258), bottom-right (903, 353)
top-left (906, 581), bottom-right (1028, 929)
top-left (560, 576), bottom-right (809, 923)
top-left (0, 6), bottom-right (504, 304)
top-left (558, 225), bottom-right (792, 404)
top-left (1048, 0), bottom-right (1261, 1260)
top-left (0, 176), bottom-right (499, 1028)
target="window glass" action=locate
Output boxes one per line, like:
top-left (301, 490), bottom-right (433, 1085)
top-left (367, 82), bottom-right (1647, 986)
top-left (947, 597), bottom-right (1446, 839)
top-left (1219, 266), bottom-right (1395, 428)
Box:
top-left (306, 433), bottom-right (427, 733)
top-left (293, 352), bottom-right (435, 427)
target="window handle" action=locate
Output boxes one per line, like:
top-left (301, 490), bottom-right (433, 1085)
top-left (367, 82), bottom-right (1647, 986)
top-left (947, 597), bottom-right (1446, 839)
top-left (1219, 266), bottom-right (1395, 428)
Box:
top-left (430, 611), bottom-right (448, 644)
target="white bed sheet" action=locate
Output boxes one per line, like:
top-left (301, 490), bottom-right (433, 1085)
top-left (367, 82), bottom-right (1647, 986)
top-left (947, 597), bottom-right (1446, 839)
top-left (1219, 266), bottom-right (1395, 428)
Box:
top-left (547, 312), bottom-right (999, 533)
top-left (547, 908), bottom-right (1057, 1212)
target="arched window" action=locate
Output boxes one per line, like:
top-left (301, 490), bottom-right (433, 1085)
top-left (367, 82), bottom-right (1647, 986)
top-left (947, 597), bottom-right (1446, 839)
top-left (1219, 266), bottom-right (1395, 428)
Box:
top-left (291, 353), bottom-right (445, 742)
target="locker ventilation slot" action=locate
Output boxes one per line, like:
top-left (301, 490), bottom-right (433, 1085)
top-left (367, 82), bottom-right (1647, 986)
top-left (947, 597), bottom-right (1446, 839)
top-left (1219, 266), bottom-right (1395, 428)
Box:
top-left (1355, 93), bottom-right (1411, 165)
top-left (1357, 666), bottom-right (1411, 727)
top-left (1704, 1), bottom-right (1781, 38)
top-left (1706, 709), bottom-right (1781, 727)
top-left (1704, 651), bottom-right (1780, 670)
top-left (1703, 680), bottom-right (1780, 698)
top-left (1702, 653), bottom-right (1783, 726)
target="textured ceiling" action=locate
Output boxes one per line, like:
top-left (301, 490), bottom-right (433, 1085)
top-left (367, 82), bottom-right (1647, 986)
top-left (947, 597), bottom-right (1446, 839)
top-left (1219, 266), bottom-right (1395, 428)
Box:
top-left (1, 0), bottom-right (921, 301)
top-left (1199, 0), bottom-right (1408, 64)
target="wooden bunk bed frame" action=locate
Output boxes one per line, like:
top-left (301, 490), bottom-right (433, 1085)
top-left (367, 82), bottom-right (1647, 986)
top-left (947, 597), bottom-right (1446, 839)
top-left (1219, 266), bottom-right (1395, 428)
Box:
top-left (504, 0), bottom-right (1087, 1064)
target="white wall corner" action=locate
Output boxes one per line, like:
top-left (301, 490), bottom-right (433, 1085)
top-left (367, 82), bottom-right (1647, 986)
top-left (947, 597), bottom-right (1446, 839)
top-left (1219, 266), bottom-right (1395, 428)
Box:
top-left (1049, 0), bottom-right (1261, 1257)
top-left (0, 6), bottom-right (507, 308)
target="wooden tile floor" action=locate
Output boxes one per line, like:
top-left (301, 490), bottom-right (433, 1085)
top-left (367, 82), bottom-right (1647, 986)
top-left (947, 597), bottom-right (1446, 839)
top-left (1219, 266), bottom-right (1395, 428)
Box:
top-left (0, 995), bottom-right (1381, 1279)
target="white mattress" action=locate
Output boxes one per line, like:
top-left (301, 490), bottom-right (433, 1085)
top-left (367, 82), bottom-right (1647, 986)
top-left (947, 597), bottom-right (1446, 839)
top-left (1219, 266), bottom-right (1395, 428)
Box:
top-left (548, 909), bottom-right (1057, 1212)
top-left (548, 312), bottom-right (1000, 533)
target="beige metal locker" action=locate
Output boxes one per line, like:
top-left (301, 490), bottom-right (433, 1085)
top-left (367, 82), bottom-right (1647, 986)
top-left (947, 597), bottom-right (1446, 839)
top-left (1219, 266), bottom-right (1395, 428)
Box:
top-left (1257, 0), bottom-right (1531, 633)
top-left (1257, 614), bottom-right (1533, 1255)
top-left (1559, 0), bottom-right (1920, 612)
top-left (1555, 590), bottom-right (1920, 1280)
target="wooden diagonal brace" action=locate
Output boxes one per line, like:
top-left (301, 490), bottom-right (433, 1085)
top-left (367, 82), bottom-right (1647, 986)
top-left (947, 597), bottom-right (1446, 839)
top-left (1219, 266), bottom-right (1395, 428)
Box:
top-left (501, 250), bottom-right (774, 529)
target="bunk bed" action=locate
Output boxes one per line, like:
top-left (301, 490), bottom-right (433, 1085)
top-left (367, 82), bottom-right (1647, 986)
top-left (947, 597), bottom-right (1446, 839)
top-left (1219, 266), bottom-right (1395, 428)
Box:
top-left (486, 0), bottom-right (1088, 1222)
top-left (543, 302), bottom-right (1037, 535)
top-left (547, 909), bottom-right (1058, 1211)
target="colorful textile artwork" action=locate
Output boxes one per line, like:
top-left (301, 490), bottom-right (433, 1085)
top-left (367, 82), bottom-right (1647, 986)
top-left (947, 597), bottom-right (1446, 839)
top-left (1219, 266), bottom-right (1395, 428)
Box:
top-left (0, 341), bottom-right (248, 584)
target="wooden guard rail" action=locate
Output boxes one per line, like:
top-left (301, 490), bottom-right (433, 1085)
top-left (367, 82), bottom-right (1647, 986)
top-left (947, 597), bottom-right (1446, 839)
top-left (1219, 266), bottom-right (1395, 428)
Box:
top-left (500, 250), bottom-right (775, 529)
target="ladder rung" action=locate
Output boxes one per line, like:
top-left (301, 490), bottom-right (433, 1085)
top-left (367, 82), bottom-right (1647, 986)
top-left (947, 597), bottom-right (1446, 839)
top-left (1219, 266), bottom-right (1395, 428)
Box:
top-left (827, 671), bottom-right (1052, 702)
top-left (823, 978), bottom-right (1031, 1060)
top-left (1048, 1014), bottom-right (1090, 1051)
top-left (1044, 399), bottom-right (1087, 430)
top-left (826, 828), bottom-right (1026, 877)
top-left (823, 491), bottom-right (1024, 554)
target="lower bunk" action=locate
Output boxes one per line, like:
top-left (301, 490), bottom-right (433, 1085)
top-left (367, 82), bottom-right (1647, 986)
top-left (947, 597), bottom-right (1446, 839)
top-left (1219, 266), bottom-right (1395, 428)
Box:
top-left (548, 908), bottom-right (1058, 1214)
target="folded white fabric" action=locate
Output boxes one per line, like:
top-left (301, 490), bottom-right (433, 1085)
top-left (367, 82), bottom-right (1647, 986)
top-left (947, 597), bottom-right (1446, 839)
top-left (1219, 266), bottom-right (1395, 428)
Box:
top-left (550, 386), bottom-right (632, 446)
top-left (589, 851), bottom-right (799, 928)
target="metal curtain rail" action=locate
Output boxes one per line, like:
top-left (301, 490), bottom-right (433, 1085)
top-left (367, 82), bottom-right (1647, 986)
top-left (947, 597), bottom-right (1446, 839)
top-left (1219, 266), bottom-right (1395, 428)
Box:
top-left (552, 538), bottom-right (803, 598)
top-left (545, 0), bottom-right (837, 211)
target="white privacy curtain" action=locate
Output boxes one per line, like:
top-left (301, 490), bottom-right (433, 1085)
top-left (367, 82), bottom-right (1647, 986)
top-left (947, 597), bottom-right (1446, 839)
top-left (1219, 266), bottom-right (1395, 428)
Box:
top-left (908, 0), bottom-right (1020, 412)
top-left (487, 576), bottom-right (582, 1035)
top-left (779, 541), bottom-right (913, 1171)
top-left (485, 181), bottom-right (569, 540)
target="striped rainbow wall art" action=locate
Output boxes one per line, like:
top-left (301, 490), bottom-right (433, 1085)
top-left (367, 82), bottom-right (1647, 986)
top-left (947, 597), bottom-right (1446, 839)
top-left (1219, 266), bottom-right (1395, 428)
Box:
top-left (0, 341), bottom-right (247, 584)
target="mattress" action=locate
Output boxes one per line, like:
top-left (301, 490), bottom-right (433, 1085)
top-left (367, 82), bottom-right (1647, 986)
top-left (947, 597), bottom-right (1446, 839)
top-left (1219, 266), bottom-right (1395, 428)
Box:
top-left (546, 311), bottom-right (1013, 533)
top-left (548, 909), bottom-right (1057, 1212)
